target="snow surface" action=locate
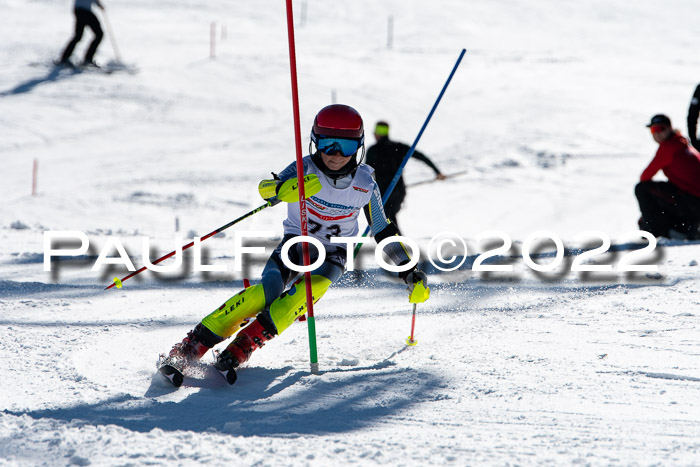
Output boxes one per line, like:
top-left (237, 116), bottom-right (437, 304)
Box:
top-left (2, 0), bottom-right (700, 465)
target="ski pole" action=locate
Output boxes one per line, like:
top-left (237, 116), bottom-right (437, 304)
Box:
top-left (105, 200), bottom-right (277, 290)
top-left (405, 170), bottom-right (467, 188)
top-left (406, 303), bottom-right (418, 346)
top-left (101, 8), bottom-right (122, 63)
top-left (354, 48), bottom-right (467, 256)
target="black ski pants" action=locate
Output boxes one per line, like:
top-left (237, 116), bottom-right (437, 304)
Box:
top-left (61, 8), bottom-right (103, 63)
top-left (635, 181), bottom-right (700, 239)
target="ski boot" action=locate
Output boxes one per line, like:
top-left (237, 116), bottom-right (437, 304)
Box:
top-left (685, 221), bottom-right (700, 241)
top-left (214, 314), bottom-right (277, 385)
top-left (158, 323), bottom-right (222, 387)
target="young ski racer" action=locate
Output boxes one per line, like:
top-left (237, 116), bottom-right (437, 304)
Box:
top-left (158, 104), bottom-right (430, 387)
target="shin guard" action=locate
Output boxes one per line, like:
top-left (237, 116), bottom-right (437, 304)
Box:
top-left (268, 275), bottom-right (332, 334)
top-left (201, 284), bottom-right (266, 338)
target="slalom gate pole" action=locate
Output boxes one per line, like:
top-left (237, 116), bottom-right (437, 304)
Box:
top-left (32, 159), bottom-right (38, 196)
top-left (102, 8), bottom-right (123, 63)
top-left (285, 0), bottom-right (319, 374)
top-left (104, 200), bottom-right (275, 290)
top-left (353, 48), bottom-right (467, 257)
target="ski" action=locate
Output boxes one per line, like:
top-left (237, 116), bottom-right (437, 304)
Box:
top-left (46, 59), bottom-right (138, 75)
top-left (79, 64), bottom-right (114, 75)
top-left (212, 349), bottom-right (238, 385)
top-left (50, 60), bottom-right (81, 72)
top-left (157, 355), bottom-right (185, 387)
top-left (156, 351), bottom-right (239, 388)
top-left (86, 62), bottom-right (139, 75)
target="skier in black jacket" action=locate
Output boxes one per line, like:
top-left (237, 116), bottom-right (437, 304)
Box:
top-left (365, 121), bottom-right (445, 229)
top-left (688, 83), bottom-right (700, 152)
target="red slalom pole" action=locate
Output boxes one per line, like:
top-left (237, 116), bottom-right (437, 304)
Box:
top-left (285, 0), bottom-right (319, 374)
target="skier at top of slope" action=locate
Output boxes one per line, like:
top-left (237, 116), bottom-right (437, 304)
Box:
top-left (160, 104), bottom-right (430, 387)
top-left (60, 0), bottom-right (104, 67)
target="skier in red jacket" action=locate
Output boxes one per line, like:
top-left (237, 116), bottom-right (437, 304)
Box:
top-left (636, 114), bottom-right (700, 240)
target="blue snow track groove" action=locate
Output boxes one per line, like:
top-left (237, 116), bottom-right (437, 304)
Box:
top-left (0, 280), bottom-right (98, 299)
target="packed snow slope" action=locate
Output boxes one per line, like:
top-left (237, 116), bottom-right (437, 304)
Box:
top-left (2, 0), bottom-right (700, 465)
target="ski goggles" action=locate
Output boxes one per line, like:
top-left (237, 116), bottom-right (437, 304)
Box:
top-left (649, 124), bottom-right (668, 134)
top-left (312, 135), bottom-right (364, 157)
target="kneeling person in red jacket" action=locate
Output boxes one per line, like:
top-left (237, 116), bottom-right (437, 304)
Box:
top-left (636, 114), bottom-right (700, 240)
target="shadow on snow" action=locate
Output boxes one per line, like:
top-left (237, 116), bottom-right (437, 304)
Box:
top-left (9, 359), bottom-right (443, 437)
top-left (0, 65), bottom-right (81, 97)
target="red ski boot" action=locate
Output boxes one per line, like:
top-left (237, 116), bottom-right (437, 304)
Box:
top-left (158, 323), bottom-right (222, 387)
top-left (214, 315), bottom-right (277, 385)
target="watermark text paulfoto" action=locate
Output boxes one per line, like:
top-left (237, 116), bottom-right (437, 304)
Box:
top-left (43, 229), bottom-right (659, 277)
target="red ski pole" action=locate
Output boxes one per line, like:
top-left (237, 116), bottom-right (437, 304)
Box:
top-left (406, 303), bottom-right (418, 346)
top-left (105, 200), bottom-right (275, 290)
